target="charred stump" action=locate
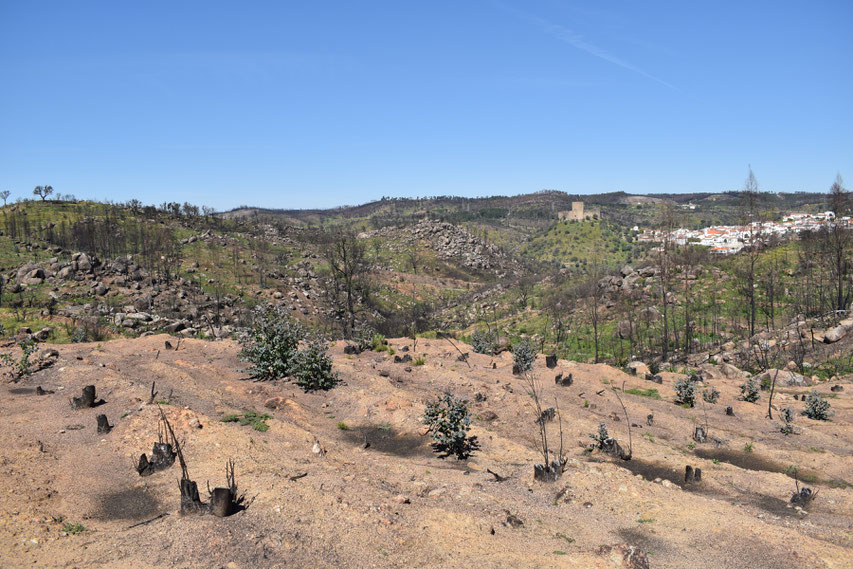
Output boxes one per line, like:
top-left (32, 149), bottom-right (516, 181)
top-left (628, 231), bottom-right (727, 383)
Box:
top-left (555, 372), bottom-right (573, 387)
top-left (693, 426), bottom-right (707, 443)
top-left (71, 385), bottom-right (97, 409)
top-left (179, 478), bottom-right (206, 514)
top-left (725, 406), bottom-right (734, 416)
top-left (545, 355), bottom-right (558, 369)
top-left (96, 414), bottom-right (112, 434)
top-left (533, 460), bottom-right (564, 482)
top-left (684, 465), bottom-right (701, 483)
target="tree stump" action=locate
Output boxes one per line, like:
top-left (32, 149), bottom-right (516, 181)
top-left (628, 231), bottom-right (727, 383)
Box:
top-left (533, 461), bottom-right (562, 482)
top-left (209, 488), bottom-right (234, 517)
top-left (725, 406), bottom-right (734, 416)
top-left (555, 372), bottom-right (572, 386)
top-left (685, 465), bottom-right (695, 483)
top-left (693, 426), bottom-right (707, 443)
top-left (646, 414), bottom-right (654, 426)
top-left (545, 355), bottom-right (558, 369)
top-left (137, 442), bottom-right (177, 476)
top-left (96, 414), bottom-right (112, 434)
top-left (71, 385), bottom-right (97, 409)
top-left (180, 478), bottom-right (207, 514)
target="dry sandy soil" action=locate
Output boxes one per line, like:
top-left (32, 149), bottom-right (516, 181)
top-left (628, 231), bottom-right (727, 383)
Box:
top-left (0, 335), bottom-right (851, 568)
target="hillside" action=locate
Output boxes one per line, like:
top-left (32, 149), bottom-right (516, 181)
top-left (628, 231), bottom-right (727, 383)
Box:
top-left (1, 335), bottom-right (850, 568)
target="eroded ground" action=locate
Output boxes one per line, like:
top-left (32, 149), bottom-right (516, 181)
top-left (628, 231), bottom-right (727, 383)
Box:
top-left (0, 335), bottom-right (851, 568)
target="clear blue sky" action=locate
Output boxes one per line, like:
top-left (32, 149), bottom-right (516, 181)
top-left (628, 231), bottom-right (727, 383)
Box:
top-left (2, 1), bottom-right (851, 210)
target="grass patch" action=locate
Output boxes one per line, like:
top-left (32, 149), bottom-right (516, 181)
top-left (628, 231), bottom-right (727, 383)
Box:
top-left (336, 421), bottom-right (349, 430)
top-left (624, 387), bottom-right (661, 400)
top-left (221, 411), bottom-right (272, 432)
top-left (412, 356), bottom-right (425, 366)
top-left (637, 518), bottom-right (655, 524)
top-left (743, 442), bottom-right (754, 453)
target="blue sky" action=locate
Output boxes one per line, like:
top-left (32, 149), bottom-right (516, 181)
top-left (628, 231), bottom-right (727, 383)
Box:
top-left (1, 1), bottom-right (851, 210)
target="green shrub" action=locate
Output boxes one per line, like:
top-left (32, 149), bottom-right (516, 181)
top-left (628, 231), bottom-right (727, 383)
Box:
top-left (512, 338), bottom-right (536, 373)
top-left (238, 304), bottom-right (304, 380)
top-left (292, 335), bottom-right (339, 392)
top-left (802, 390), bottom-right (832, 421)
top-left (739, 378), bottom-right (760, 403)
top-left (0, 338), bottom-right (39, 377)
top-left (471, 328), bottom-right (498, 355)
top-left (674, 377), bottom-right (695, 407)
top-left (702, 387), bottom-right (720, 404)
top-left (221, 411), bottom-right (272, 432)
top-left (647, 360), bottom-right (661, 375)
top-left (422, 392), bottom-right (478, 459)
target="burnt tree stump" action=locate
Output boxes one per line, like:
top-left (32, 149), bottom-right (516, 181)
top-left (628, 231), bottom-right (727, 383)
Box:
top-left (545, 355), bottom-right (558, 369)
top-left (685, 465), bottom-right (694, 483)
top-left (137, 442), bottom-right (177, 476)
top-left (96, 414), bottom-right (112, 434)
top-left (533, 462), bottom-right (563, 482)
top-left (555, 372), bottom-right (573, 387)
top-left (210, 488), bottom-right (233, 517)
top-left (71, 385), bottom-right (97, 410)
top-left (180, 478), bottom-right (206, 514)
top-left (725, 406), bottom-right (734, 416)
top-left (693, 426), bottom-right (707, 443)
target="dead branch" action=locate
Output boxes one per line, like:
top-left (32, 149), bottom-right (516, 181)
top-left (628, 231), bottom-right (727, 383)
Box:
top-left (611, 382), bottom-right (632, 460)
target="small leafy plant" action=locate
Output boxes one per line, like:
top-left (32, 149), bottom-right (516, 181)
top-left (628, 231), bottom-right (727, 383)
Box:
top-left (291, 335), bottom-right (340, 392)
top-left (674, 377), bottom-right (695, 407)
top-left (238, 304), bottom-right (304, 380)
top-left (739, 378), bottom-right (760, 403)
top-left (470, 328), bottom-right (498, 355)
top-left (422, 392), bottom-right (478, 459)
top-left (802, 390), bottom-right (832, 421)
top-left (512, 338), bottom-right (536, 374)
top-left (702, 387), bottom-right (720, 404)
top-left (61, 522), bottom-right (86, 535)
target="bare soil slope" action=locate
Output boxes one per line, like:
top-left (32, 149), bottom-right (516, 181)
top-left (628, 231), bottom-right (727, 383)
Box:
top-left (1, 335), bottom-right (851, 568)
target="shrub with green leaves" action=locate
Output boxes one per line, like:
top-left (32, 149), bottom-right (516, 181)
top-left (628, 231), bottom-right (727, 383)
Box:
top-left (702, 386), bottom-right (720, 404)
top-left (802, 390), bottom-right (832, 421)
top-left (674, 377), bottom-right (695, 407)
top-left (470, 328), bottom-right (498, 355)
top-left (739, 378), bottom-right (760, 403)
top-left (647, 360), bottom-right (661, 376)
top-left (292, 335), bottom-right (339, 392)
top-left (512, 338), bottom-right (536, 373)
top-left (422, 392), bottom-right (478, 459)
top-left (238, 304), bottom-right (304, 380)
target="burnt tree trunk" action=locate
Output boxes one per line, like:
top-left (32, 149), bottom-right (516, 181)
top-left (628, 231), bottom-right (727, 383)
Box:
top-left (96, 414), bottom-right (112, 434)
top-left (209, 488), bottom-right (233, 517)
top-left (71, 385), bottom-right (97, 409)
top-left (179, 478), bottom-right (206, 514)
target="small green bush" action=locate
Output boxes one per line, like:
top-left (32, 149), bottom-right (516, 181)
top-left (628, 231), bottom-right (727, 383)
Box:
top-left (470, 328), bottom-right (498, 355)
top-left (292, 335), bottom-right (339, 392)
top-left (674, 377), bottom-right (695, 407)
top-left (702, 387), bottom-right (720, 404)
top-left (512, 338), bottom-right (536, 373)
top-left (238, 304), bottom-right (304, 380)
top-left (422, 392), bottom-right (478, 459)
top-left (802, 390), bottom-right (832, 421)
top-left (739, 378), bottom-right (760, 403)
top-left (413, 356), bottom-right (425, 366)
top-left (647, 360), bottom-right (661, 376)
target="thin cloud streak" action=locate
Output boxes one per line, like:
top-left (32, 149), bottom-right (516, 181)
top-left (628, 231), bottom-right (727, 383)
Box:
top-left (500, 4), bottom-right (678, 92)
